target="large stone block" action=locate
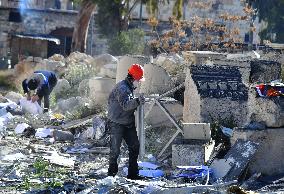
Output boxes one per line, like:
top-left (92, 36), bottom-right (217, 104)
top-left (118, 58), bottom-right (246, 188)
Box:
top-left (231, 128), bottom-right (284, 176)
top-left (89, 77), bottom-right (115, 105)
top-left (139, 63), bottom-right (174, 95)
top-left (172, 140), bottom-right (215, 167)
top-left (182, 51), bottom-right (283, 127)
top-left (182, 123), bottom-right (211, 140)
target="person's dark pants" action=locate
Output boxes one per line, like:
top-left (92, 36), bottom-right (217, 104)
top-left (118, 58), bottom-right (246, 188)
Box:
top-left (38, 75), bottom-right (58, 111)
top-left (107, 120), bottom-right (140, 177)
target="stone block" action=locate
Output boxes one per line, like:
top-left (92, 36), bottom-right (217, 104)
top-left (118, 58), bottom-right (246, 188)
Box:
top-left (139, 63), bottom-right (174, 95)
top-left (182, 123), bottom-right (211, 140)
top-left (172, 140), bottom-right (215, 167)
top-left (89, 77), bottom-right (115, 105)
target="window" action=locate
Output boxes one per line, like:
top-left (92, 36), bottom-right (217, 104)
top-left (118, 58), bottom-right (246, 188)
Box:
top-left (8, 10), bottom-right (22, 23)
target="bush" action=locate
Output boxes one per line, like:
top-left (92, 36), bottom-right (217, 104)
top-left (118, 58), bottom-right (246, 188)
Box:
top-left (108, 28), bottom-right (145, 56)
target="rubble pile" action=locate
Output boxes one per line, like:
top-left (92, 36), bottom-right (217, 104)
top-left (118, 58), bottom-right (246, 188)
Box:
top-left (0, 51), bottom-right (283, 193)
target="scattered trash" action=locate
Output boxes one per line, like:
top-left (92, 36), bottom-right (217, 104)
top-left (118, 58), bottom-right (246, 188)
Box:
top-left (1, 152), bottom-right (26, 161)
top-left (138, 161), bottom-right (159, 170)
top-left (15, 123), bottom-right (30, 134)
top-left (221, 127), bottom-right (233, 137)
top-left (173, 165), bottom-right (211, 182)
top-left (43, 151), bottom-right (75, 168)
top-left (255, 81), bottom-right (284, 97)
top-left (19, 97), bottom-right (43, 114)
top-left (35, 128), bottom-right (53, 138)
top-left (139, 169), bottom-right (164, 178)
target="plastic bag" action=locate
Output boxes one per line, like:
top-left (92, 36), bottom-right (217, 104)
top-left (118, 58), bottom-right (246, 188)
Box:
top-left (19, 97), bottom-right (43, 114)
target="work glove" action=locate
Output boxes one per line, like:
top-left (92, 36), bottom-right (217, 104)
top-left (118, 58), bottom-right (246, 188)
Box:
top-left (138, 95), bottom-right (145, 105)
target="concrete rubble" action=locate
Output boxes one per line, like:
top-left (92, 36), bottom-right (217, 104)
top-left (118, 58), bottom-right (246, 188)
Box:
top-left (0, 51), bottom-right (283, 193)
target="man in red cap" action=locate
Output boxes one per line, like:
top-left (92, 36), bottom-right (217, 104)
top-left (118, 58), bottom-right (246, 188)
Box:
top-left (107, 64), bottom-right (145, 180)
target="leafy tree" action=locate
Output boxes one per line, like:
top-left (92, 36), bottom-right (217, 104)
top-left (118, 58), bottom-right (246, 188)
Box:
top-left (108, 28), bottom-right (145, 55)
top-left (248, 0), bottom-right (284, 43)
top-left (71, 0), bottom-right (185, 53)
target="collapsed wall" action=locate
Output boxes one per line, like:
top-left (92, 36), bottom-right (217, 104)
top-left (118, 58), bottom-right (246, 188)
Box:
top-left (182, 51), bottom-right (283, 128)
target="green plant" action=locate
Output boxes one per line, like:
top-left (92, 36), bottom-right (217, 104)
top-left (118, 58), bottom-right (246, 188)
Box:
top-left (108, 28), bottom-right (145, 56)
top-left (33, 157), bottom-right (49, 177)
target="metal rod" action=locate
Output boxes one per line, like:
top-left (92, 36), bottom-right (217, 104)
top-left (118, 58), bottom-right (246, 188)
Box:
top-left (138, 102), bottom-right (145, 160)
top-left (158, 130), bottom-right (181, 158)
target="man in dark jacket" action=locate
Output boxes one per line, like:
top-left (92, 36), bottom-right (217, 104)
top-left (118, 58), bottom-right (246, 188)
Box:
top-left (107, 64), bottom-right (145, 180)
top-left (22, 70), bottom-right (57, 112)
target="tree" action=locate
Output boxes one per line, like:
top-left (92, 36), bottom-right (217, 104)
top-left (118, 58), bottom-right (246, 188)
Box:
top-left (71, 0), bottom-right (185, 53)
top-left (248, 0), bottom-right (284, 43)
top-left (71, 0), bottom-right (96, 52)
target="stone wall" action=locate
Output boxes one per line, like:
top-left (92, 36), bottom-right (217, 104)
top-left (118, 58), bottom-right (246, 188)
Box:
top-left (182, 51), bottom-right (283, 127)
top-left (0, 7), bottom-right (77, 58)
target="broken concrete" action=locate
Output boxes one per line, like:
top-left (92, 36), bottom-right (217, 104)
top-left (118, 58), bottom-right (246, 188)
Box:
top-left (231, 127), bottom-right (284, 176)
top-left (172, 139), bottom-right (215, 166)
top-left (98, 63), bottom-right (117, 79)
top-left (182, 51), bottom-right (284, 127)
top-left (55, 96), bottom-right (88, 113)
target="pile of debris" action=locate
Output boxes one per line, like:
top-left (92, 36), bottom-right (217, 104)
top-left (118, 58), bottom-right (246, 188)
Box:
top-left (0, 51), bottom-right (283, 193)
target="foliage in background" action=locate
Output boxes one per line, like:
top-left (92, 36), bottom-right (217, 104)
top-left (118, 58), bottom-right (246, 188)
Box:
top-left (148, 2), bottom-right (256, 54)
top-left (248, 0), bottom-right (284, 43)
top-left (108, 28), bottom-right (145, 56)
top-left (64, 62), bottom-right (97, 87)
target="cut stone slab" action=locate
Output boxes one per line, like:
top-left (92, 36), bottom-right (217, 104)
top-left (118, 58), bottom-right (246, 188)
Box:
top-left (182, 123), bottom-right (211, 140)
top-left (172, 139), bottom-right (215, 167)
top-left (139, 63), bottom-right (174, 95)
top-left (223, 139), bottom-right (259, 182)
top-left (231, 127), bottom-right (284, 176)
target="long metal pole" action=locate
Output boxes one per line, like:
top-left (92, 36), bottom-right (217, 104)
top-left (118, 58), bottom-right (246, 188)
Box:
top-left (138, 97), bottom-right (145, 160)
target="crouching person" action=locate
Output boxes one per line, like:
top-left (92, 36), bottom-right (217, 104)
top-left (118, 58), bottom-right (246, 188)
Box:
top-left (107, 64), bottom-right (145, 180)
top-left (22, 70), bottom-right (57, 113)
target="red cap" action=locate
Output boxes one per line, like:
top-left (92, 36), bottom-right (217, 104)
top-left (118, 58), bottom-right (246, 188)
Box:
top-left (128, 64), bottom-right (145, 81)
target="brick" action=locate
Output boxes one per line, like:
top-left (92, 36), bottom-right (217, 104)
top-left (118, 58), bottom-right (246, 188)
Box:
top-left (182, 123), bottom-right (211, 140)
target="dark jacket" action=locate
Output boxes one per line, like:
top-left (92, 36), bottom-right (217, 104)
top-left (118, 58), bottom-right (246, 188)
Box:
top-left (22, 70), bottom-right (57, 98)
top-left (107, 78), bottom-right (140, 125)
